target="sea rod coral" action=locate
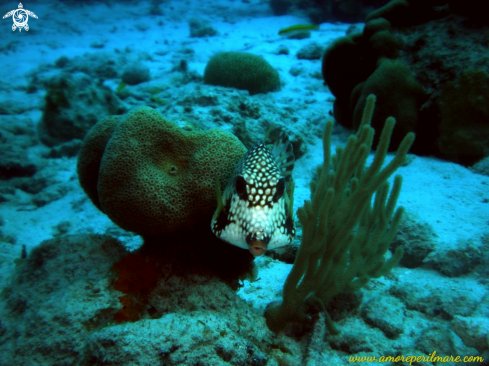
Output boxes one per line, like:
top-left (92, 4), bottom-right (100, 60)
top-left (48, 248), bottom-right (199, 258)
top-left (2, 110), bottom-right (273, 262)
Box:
top-left (264, 94), bottom-right (415, 333)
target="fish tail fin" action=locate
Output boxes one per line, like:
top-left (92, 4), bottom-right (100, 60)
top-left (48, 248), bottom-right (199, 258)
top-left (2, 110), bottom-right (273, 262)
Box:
top-left (263, 126), bottom-right (274, 144)
top-left (271, 131), bottom-right (295, 181)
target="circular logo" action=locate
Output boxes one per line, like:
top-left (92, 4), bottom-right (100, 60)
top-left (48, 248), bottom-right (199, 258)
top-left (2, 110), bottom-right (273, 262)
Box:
top-left (12, 9), bottom-right (28, 28)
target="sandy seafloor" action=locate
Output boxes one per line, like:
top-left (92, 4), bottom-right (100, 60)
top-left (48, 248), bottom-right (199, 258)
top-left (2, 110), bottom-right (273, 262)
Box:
top-left (0, 0), bottom-right (488, 365)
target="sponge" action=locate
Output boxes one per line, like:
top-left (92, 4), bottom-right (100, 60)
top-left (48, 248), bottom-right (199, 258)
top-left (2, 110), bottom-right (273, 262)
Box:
top-left (204, 51), bottom-right (281, 95)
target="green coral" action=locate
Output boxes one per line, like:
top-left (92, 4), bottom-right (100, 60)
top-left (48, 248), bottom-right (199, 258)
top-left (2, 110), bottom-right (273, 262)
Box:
top-left (264, 94), bottom-right (415, 333)
top-left (437, 68), bottom-right (489, 165)
top-left (76, 115), bottom-right (121, 211)
top-left (351, 59), bottom-right (426, 150)
top-left (204, 52), bottom-right (281, 95)
top-left (321, 1), bottom-right (425, 152)
top-left (77, 107), bottom-right (247, 235)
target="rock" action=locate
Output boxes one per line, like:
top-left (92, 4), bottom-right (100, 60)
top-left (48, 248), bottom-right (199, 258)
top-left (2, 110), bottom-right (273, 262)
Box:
top-left (46, 139), bottom-right (82, 158)
top-left (297, 42), bottom-right (324, 60)
top-left (32, 183), bottom-right (69, 207)
top-left (289, 65), bottom-right (304, 76)
top-left (38, 72), bottom-right (125, 147)
top-left (361, 295), bottom-right (405, 339)
top-left (188, 18), bottom-right (217, 38)
top-left (390, 271), bottom-right (487, 319)
top-left (471, 156), bottom-right (489, 176)
top-left (0, 144), bottom-right (36, 179)
top-left (417, 327), bottom-right (470, 361)
top-left (121, 63), bottom-right (151, 85)
top-left (452, 315), bottom-right (489, 353)
top-left (276, 45), bottom-right (290, 55)
top-left (425, 239), bottom-right (482, 277)
top-left (391, 211), bottom-right (437, 268)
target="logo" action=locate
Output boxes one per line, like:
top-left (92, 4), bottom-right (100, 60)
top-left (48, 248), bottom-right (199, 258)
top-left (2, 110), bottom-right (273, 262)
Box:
top-left (3, 3), bottom-right (38, 32)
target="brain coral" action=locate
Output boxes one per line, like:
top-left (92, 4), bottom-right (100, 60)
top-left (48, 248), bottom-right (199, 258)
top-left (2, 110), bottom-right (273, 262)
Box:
top-left (77, 115), bottom-right (121, 211)
top-left (77, 107), bottom-right (247, 235)
top-left (204, 52), bottom-right (281, 95)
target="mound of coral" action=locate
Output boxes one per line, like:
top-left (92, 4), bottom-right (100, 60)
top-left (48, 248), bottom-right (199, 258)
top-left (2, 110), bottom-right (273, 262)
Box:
top-left (77, 106), bottom-right (247, 235)
top-left (322, 0), bottom-right (489, 166)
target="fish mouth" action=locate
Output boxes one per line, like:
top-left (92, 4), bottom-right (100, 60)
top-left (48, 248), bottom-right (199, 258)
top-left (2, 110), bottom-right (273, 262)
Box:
top-left (249, 240), bottom-right (267, 257)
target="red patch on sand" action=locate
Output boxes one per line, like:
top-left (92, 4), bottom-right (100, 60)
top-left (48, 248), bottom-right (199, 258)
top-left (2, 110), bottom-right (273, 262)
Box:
top-left (111, 253), bottom-right (159, 323)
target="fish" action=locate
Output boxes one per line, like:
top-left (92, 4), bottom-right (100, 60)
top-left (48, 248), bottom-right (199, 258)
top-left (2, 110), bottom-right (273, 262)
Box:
top-left (116, 82), bottom-right (126, 93)
top-left (211, 131), bottom-right (296, 257)
top-left (278, 24), bottom-right (320, 35)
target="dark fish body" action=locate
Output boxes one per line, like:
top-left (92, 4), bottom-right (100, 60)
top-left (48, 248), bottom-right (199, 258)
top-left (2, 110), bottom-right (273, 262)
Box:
top-left (211, 132), bottom-right (296, 256)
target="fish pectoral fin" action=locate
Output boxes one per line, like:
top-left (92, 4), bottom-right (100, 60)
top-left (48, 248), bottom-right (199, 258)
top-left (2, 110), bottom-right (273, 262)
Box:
top-left (286, 178), bottom-right (295, 215)
top-left (215, 176), bottom-right (223, 215)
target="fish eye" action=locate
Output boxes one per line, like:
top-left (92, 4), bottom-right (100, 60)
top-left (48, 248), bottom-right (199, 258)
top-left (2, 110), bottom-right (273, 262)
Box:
top-left (235, 176), bottom-right (247, 196)
top-left (272, 178), bottom-right (285, 202)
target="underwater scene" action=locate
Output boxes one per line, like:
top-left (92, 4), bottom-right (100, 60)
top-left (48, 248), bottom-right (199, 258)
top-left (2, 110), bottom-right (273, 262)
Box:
top-left (0, 0), bottom-right (488, 364)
